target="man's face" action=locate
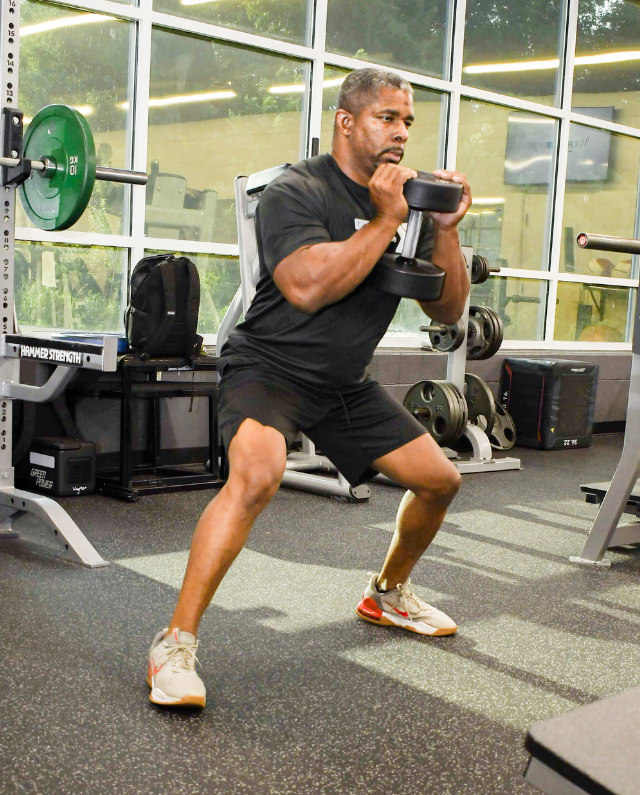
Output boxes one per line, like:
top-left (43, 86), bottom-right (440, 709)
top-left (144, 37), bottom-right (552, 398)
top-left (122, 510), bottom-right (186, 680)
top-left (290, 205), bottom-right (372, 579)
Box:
top-left (348, 86), bottom-right (414, 175)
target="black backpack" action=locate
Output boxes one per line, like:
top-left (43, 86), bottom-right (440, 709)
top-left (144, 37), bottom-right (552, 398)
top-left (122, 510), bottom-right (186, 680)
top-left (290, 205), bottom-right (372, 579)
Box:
top-left (125, 253), bottom-right (202, 360)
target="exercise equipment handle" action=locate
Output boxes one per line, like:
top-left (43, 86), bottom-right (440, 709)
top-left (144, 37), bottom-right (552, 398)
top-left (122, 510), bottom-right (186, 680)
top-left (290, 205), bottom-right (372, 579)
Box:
top-left (0, 156), bottom-right (148, 186)
top-left (576, 232), bottom-right (640, 255)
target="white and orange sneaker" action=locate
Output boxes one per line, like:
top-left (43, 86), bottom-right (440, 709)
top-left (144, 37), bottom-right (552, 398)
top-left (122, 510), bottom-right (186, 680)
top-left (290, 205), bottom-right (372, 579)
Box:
top-left (356, 573), bottom-right (457, 636)
top-left (147, 628), bottom-right (206, 707)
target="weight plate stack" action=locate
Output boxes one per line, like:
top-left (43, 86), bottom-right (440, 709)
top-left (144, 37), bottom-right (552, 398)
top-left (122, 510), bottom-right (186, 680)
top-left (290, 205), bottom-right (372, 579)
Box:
top-left (488, 403), bottom-right (516, 450)
top-left (471, 254), bottom-right (490, 284)
top-left (464, 373), bottom-right (496, 435)
top-left (20, 104), bottom-right (96, 231)
top-left (427, 319), bottom-right (466, 353)
top-left (404, 380), bottom-right (468, 447)
top-left (466, 305), bottom-right (504, 360)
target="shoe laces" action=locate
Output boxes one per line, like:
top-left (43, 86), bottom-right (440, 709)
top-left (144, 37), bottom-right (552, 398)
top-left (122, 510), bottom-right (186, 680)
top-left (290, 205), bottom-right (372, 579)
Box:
top-left (161, 639), bottom-right (201, 674)
top-left (396, 580), bottom-right (433, 621)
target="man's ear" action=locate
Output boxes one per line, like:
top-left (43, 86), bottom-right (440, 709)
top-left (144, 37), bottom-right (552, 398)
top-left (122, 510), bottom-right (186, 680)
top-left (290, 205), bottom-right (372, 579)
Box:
top-left (335, 108), bottom-right (354, 137)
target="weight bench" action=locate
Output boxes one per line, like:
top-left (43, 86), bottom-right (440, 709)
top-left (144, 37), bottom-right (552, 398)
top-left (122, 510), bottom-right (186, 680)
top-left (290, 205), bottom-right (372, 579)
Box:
top-left (216, 165), bottom-right (371, 502)
top-left (524, 686), bottom-right (640, 795)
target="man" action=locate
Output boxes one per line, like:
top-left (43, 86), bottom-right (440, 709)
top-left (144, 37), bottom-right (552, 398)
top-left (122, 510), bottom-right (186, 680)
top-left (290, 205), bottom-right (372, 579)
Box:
top-left (147, 67), bottom-right (472, 708)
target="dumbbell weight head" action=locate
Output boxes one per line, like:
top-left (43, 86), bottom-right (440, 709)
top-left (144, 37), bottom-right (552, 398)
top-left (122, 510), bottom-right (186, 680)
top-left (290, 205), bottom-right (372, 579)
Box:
top-left (403, 172), bottom-right (463, 213)
top-left (370, 253), bottom-right (445, 301)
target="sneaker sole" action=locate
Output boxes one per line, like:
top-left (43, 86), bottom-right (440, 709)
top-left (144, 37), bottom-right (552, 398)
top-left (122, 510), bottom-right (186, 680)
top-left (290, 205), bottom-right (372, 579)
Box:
top-left (147, 674), bottom-right (206, 708)
top-left (356, 606), bottom-right (457, 636)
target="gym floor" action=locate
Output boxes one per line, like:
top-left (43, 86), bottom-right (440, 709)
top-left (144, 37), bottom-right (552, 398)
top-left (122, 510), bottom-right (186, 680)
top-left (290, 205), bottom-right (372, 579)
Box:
top-left (3, 434), bottom-right (640, 795)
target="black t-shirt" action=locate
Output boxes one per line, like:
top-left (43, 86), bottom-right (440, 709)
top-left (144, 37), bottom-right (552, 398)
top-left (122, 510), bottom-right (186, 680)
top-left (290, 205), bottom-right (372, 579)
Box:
top-left (220, 153), bottom-right (435, 388)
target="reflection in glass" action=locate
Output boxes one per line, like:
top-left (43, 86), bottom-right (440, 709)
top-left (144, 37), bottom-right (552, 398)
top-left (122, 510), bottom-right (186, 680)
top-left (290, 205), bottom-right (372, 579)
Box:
top-left (145, 251), bottom-right (240, 335)
top-left (326, 0), bottom-right (450, 78)
top-left (388, 276), bottom-right (547, 341)
top-left (320, 67), bottom-right (444, 169)
top-left (457, 99), bottom-right (557, 271)
top-left (16, 241), bottom-right (127, 332)
top-left (147, 30), bottom-right (307, 244)
top-left (561, 124), bottom-right (640, 277)
top-left (463, 0), bottom-right (563, 105)
top-left (574, 0), bottom-right (640, 128)
top-left (152, 0), bottom-right (308, 46)
top-left (18, 1), bottom-right (132, 233)
top-left (555, 282), bottom-right (634, 342)
top-left (470, 276), bottom-right (547, 342)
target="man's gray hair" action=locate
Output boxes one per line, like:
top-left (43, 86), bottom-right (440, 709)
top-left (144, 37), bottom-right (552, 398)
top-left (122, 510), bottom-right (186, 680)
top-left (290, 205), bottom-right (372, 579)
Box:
top-left (337, 67), bottom-right (413, 116)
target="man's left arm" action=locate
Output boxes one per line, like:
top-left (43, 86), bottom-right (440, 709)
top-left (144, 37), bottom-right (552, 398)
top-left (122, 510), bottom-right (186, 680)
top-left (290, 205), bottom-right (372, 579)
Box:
top-left (418, 169), bottom-right (472, 326)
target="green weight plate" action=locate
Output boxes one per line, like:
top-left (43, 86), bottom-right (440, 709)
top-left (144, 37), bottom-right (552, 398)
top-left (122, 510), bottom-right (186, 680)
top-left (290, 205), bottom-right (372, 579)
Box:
top-left (19, 104), bottom-right (96, 231)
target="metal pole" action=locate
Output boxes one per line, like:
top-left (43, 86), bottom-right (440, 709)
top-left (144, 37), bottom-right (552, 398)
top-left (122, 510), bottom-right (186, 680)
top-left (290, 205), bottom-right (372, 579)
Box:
top-left (0, 156), bottom-right (148, 185)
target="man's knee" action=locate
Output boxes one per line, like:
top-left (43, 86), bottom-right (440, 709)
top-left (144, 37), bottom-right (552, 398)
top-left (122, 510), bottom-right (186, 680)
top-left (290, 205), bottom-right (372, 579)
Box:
top-left (226, 420), bottom-right (287, 511)
top-left (414, 462), bottom-right (461, 505)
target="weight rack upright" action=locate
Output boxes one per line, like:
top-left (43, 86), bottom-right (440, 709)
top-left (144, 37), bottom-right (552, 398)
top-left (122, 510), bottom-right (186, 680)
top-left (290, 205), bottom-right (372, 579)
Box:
top-left (0, 0), bottom-right (146, 567)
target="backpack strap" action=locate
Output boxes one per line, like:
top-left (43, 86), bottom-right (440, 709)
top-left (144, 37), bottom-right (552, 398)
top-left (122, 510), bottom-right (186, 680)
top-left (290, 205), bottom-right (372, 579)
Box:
top-left (139, 258), bottom-right (177, 360)
top-left (183, 258), bottom-right (201, 360)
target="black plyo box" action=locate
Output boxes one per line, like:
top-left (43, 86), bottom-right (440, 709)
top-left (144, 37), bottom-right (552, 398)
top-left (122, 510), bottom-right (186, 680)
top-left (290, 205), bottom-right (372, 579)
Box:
top-left (499, 359), bottom-right (598, 450)
top-left (16, 437), bottom-right (96, 496)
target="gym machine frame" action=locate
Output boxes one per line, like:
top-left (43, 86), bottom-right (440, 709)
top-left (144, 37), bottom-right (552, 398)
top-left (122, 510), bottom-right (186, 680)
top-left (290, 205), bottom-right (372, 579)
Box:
top-left (0, 0), bottom-right (147, 566)
top-left (570, 231), bottom-right (640, 566)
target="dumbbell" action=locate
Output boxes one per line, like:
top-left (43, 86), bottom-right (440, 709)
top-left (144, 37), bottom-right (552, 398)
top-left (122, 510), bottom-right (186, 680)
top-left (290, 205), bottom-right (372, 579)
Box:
top-left (369, 172), bottom-right (463, 302)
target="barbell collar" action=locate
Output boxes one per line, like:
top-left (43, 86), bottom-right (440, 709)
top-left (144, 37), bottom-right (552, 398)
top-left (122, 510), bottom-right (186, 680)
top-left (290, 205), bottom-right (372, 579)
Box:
top-left (0, 156), bottom-right (147, 186)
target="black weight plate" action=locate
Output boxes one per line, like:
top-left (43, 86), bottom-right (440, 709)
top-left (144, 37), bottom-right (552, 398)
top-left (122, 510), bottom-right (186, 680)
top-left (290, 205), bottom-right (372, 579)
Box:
top-left (442, 381), bottom-right (468, 444)
top-left (370, 253), bottom-right (445, 301)
top-left (484, 307), bottom-right (504, 358)
top-left (464, 373), bottom-right (496, 436)
top-left (489, 403), bottom-right (516, 450)
top-left (403, 380), bottom-right (461, 447)
top-left (471, 254), bottom-right (490, 285)
top-left (438, 382), bottom-right (460, 446)
top-left (428, 319), bottom-right (465, 353)
top-left (20, 104), bottom-right (96, 231)
top-left (403, 172), bottom-right (463, 213)
top-left (466, 305), bottom-right (493, 360)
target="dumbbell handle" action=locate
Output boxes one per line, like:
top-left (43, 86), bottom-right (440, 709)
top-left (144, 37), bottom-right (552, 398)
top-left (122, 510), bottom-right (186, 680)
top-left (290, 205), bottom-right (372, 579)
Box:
top-left (402, 208), bottom-right (423, 259)
top-left (0, 156), bottom-right (148, 186)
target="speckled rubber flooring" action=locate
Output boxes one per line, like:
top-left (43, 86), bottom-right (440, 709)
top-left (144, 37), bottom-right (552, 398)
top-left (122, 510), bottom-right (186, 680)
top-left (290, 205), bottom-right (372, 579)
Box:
top-left (2, 435), bottom-right (639, 795)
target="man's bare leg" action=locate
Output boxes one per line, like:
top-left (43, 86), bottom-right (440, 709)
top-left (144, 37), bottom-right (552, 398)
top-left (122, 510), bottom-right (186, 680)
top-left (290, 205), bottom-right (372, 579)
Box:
top-left (373, 433), bottom-right (461, 590)
top-left (168, 419), bottom-right (287, 636)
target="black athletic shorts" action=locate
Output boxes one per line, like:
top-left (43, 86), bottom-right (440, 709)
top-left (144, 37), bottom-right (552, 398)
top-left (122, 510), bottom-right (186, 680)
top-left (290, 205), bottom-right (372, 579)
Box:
top-left (217, 357), bottom-right (426, 486)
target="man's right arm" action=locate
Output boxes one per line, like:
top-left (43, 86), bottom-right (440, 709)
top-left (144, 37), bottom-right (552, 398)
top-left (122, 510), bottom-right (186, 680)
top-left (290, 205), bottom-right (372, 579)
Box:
top-left (273, 164), bottom-right (417, 315)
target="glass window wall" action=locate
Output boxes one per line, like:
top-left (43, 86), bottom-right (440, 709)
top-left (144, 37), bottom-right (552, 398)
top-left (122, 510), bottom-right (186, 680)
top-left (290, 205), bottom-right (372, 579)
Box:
top-left (19, 1), bottom-right (133, 234)
top-left (574, 0), bottom-right (640, 128)
top-left (146, 30), bottom-right (307, 245)
top-left (554, 282), bottom-right (635, 342)
top-left (15, 241), bottom-right (128, 332)
top-left (560, 124), bottom-right (640, 278)
top-left (325, 0), bottom-right (451, 79)
top-left (457, 99), bottom-right (558, 273)
top-left (463, 0), bottom-right (564, 106)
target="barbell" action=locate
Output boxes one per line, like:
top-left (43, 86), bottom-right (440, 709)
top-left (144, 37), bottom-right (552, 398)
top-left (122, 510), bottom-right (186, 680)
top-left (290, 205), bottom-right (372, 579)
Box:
top-left (2, 104), bottom-right (147, 231)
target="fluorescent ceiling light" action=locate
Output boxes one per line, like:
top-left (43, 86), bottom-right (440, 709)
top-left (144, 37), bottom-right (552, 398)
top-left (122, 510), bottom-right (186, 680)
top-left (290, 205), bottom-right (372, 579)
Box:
top-left (181, 0), bottom-right (222, 5)
top-left (465, 50), bottom-right (640, 75)
top-left (472, 197), bottom-right (505, 205)
top-left (505, 155), bottom-right (552, 171)
top-left (74, 105), bottom-right (94, 116)
top-left (508, 116), bottom-right (555, 124)
top-left (118, 90), bottom-right (236, 110)
top-left (268, 76), bottom-right (346, 94)
top-left (21, 14), bottom-right (111, 36)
